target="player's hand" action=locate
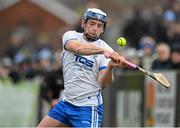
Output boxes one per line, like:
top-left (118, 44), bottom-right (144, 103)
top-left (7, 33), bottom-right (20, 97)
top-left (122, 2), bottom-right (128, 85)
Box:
top-left (108, 55), bottom-right (128, 68)
top-left (103, 50), bottom-right (128, 68)
top-left (104, 50), bottom-right (120, 62)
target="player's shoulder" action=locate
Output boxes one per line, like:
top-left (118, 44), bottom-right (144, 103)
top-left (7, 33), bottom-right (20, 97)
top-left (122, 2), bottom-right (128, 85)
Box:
top-left (95, 39), bottom-right (106, 47)
top-left (98, 39), bottom-right (113, 50)
top-left (62, 30), bottom-right (82, 44)
top-left (64, 30), bottom-right (76, 35)
top-left (63, 30), bottom-right (81, 37)
top-left (98, 38), bottom-right (106, 44)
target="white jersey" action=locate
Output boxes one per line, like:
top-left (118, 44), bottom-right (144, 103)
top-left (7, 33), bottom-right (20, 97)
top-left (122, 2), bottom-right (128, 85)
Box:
top-left (62, 31), bottom-right (113, 106)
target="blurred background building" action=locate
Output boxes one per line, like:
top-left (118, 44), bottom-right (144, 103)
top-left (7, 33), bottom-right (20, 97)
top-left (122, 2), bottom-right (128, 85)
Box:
top-left (0, 0), bottom-right (179, 127)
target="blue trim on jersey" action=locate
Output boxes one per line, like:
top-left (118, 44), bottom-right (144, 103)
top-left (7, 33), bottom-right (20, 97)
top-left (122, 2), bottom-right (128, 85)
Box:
top-left (99, 66), bottom-right (108, 71)
top-left (64, 38), bottom-right (78, 50)
top-left (48, 100), bottom-right (103, 127)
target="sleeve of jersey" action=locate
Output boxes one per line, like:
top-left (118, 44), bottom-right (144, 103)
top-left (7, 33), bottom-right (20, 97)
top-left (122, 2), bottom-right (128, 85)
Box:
top-left (99, 43), bottom-right (114, 71)
top-left (62, 31), bottom-right (79, 50)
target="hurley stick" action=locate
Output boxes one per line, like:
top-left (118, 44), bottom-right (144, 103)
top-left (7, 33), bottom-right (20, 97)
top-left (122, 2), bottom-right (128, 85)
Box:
top-left (125, 61), bottom-right (170, 88)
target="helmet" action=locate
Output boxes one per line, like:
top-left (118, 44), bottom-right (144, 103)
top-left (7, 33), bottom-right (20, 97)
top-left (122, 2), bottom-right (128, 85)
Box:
top-left (83, 8), bottom-right (108, 28)
top-left (82, 8), bottom-right (108, 42)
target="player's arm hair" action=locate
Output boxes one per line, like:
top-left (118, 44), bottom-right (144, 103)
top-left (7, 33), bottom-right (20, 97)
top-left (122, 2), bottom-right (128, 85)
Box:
top-left (98, 65), bottom-right (114, 88)
top-left (65, 40), bottom-right (107, 55)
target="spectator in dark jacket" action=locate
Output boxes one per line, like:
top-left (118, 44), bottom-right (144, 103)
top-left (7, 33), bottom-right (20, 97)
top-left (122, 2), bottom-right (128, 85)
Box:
top-left (171, 42), bottom-right (180, 70)
top-left (41, 68), bottom-right (64, 107)
top-left (152, 43), bottom-right (172, 70)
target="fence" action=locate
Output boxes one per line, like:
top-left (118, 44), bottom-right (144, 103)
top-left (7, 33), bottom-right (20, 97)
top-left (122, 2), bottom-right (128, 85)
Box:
top-left (0, 78), bottom-right (40, 127)
top-left (102, 70), bottom-right (180, 127)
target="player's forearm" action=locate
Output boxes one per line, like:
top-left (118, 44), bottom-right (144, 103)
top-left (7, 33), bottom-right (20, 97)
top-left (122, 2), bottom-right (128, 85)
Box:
top-left (66, 40), bottom-right (107, 55)
top-left (98, 66), bottom-right (114, 88)
top-left (76, 43), bottom-right (105, 55)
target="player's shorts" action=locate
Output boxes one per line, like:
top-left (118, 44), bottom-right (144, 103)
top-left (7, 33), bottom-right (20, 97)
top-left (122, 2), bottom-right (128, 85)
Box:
top-left (48, 100), bottom-right (103, 127)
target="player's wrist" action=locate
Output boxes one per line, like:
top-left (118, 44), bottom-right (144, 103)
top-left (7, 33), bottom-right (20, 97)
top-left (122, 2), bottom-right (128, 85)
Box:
top-left (108, 62), bottom-right (113, 70)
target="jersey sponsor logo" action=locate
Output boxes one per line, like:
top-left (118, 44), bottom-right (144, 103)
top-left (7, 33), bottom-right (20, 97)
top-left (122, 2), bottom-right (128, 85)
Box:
top-left (75, 54), bottom-right (94, 68)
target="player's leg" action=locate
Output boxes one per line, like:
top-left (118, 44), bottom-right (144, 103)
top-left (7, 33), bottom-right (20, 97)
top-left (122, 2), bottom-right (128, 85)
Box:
top-left (37, 100), bottom-right (72, 127)
top-left (37, 115), bottom-right (67, 127)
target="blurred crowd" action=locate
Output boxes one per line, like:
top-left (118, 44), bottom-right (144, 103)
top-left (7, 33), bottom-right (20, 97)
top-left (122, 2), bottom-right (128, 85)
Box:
top-left (0, 28), bottom-right (61, 82)
top-left (0, 26), bottom-right (64, 109)
top-left (121, 0), bottom-right (180, 70)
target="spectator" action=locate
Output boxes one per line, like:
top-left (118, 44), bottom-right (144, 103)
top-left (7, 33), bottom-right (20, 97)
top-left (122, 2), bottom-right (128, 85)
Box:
top-left (122, 8), bottom-right (150, 48)
top-left (171, 42), bottom-right (180, 69)
top-left (163, 0), bottom-right (180, 23)
top-left (121, 48), bottom-right (141, 73)
top-left (38, 47), bottom-right (53, 73)
top-left (138, 36), bottom-right (156, 70)
top-left (162, 0), bottom-right (180, 46)
top-left (39, 51), bottom-right (64, 119)
top-left (0, 57), bottom-right (12, 78)
top-left (125, 48), bottom-right (141, 67)
top-left (41, 68), bottom-right (64, 108)
top-left (4, 33), bottom-right (24, 61)
top-left (152, 43), bottom-right (172, 70)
